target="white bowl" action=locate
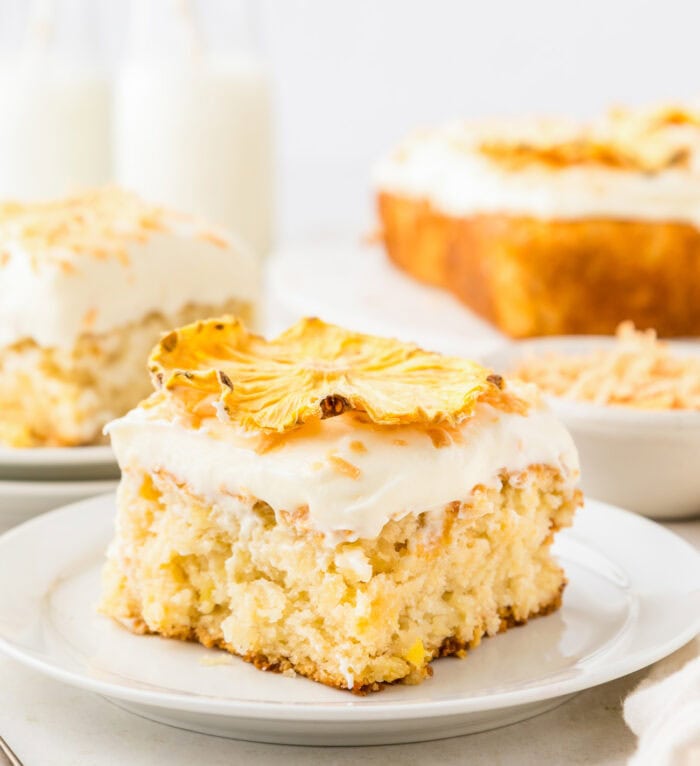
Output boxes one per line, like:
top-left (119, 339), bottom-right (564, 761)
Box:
top-left (483, 336), bottom-right (700, 520)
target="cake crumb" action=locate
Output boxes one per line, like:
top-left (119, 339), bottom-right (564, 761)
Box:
top-left (199, 655), bottom-right (234, 667)
top-left (349, 440), bottom-right (367, 453)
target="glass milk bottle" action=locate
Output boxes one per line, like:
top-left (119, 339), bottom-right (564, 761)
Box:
top-left (115, 0), bottom-right (274, 260)
top-left (0, 0), bottom-right (110, 200)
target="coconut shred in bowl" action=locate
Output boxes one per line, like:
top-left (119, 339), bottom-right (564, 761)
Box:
top-left (511, 322), bottom-right (700, 411)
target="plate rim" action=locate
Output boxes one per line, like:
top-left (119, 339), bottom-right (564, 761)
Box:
top-left (0, 478), bottom-right (118, 496)
top-left (0, 444), bottom-right (115, 468)
top-left (0, 494), bottom-right (698, 722)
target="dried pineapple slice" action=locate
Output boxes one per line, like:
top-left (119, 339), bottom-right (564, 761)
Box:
top-left (149, 316), bottom-right (507, 433)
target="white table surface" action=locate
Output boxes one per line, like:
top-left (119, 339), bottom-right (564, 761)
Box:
top-left (2, 256), bottom-right (700, 765)
top-left (0, 656), bottom-right (643, 765)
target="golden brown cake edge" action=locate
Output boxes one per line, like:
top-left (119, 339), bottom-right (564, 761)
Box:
top-left (377, 191), bottom-right (700, 337)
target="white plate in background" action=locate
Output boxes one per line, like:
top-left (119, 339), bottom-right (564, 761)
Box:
top-left (0, 444), bottom-right (118, 482)
top-left (0, 494), bottom-right (697, 746)
top-left (0, 479), bottom-right (118, 534)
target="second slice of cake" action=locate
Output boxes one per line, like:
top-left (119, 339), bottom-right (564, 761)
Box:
top-left (101, 317), bottom-right (581, 692)
top-left (0, 188), bottom-right (258, 447)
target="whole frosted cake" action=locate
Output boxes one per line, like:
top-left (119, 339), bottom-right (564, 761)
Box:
top-left (0, 188), bottom-right (259, 447)
top-left (101, 317), bottom-right (581, 692)
top-left (374, 105), bottom-right (700, 337)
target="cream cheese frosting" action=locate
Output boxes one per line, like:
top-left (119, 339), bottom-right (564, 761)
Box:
top-left (107, 394), bottom-right (580, 543)
top-left (372, 118), bottom-right (700, 225)
top-left (0, 189), bottom-right (259, 349)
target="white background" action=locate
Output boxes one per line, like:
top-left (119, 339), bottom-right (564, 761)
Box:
top-left (4, 0), bottom-right (700, 241)
top-left (260, 0), bottom-right (700, 240)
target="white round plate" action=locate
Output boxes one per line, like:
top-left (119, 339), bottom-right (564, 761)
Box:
top-left (0, 478), bottom-right (117, 534)
top-left (0, 444), bottom-right (118, 481)
top-left (267, 241), bottom-right (506, 358)
top-left (0, 495), bottom-right (698, 747)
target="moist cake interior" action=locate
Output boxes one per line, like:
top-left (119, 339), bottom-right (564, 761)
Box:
top-left (102, 462), bottom-right (576, 692)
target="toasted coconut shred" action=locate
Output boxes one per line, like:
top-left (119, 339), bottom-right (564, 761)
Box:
top-left (512, 322), bottom-right (700, 410)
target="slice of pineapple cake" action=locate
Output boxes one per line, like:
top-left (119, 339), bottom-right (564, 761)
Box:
top-left (101, 316), bottom-right (581, 692)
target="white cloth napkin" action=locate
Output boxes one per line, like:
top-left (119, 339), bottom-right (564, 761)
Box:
top-left (624, 637), bottom-right (700, 765)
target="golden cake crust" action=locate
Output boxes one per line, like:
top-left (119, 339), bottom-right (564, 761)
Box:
top-left (117, 584), bottom-right (564, 694)
top-left (378, 191), bottom-right (700, 338)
